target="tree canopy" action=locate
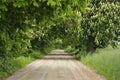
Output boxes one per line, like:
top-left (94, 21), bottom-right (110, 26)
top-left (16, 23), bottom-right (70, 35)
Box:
top-left (0, 0), bottom-right (89, 58)
top-left (0, 0), bottom-right (120, 58)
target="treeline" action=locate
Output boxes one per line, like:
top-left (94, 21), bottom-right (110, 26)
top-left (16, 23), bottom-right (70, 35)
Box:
top-left (65, 0), bottom-right (120, 58)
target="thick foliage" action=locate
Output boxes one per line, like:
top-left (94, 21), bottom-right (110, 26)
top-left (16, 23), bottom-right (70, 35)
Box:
top-left (0, 0), bottom-right (88, 58)
top-left (79, 1), bottom-right (120, 53)
top-left (64, 1), bottom-right (120, 59)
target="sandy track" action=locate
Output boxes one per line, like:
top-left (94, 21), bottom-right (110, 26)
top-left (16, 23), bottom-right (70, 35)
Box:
top-left (6, 50), bottom-right (106, 80)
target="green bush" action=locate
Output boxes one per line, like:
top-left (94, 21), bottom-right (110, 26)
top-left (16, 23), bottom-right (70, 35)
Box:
top-left (29, 50), bottom-right (44, 59)
top-left (43, 47), bottom-right (55, 54)
top-left (0, 56), bottom-right (34, 78)
top-left (13, 56), bottom-right (34, 69)
top-left (0, 48), bottom-right (53, 79)
top-left (65, 46), bottom-right (75, 53)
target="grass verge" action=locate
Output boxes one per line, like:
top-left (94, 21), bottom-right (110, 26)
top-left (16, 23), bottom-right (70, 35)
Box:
top-left (81, 46), bottom-right (120, 80)
top-left (0, 48), bottom-right (52, 79)
top-left (0, 56), bottom-right (34, 79)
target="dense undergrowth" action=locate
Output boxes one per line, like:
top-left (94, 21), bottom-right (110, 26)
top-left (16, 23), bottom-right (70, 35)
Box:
top-left (0, 56), bottom-right (34, 78)
top-left (0, 47), bottom-right (53, 79)
top-left (65, 46), bottom-right (87, 60)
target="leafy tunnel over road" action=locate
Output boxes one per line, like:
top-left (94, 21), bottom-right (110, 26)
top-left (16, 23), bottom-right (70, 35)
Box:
top-left (6, 50), bottom-right (106, 80)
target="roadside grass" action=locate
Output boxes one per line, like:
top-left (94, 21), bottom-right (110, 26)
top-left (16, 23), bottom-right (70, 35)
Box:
top-left (0, 49), bottom-right (52, 79)
top-left (0, 56), bottom-right (34, 79)
top-left (81, 45), bottom-right (120, 80)
top-left (28, 50), bottom-right (45, 59)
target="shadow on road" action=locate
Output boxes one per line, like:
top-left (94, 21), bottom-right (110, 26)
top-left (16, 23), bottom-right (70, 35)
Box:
top-left (40, 53), bottom-right (76, 60)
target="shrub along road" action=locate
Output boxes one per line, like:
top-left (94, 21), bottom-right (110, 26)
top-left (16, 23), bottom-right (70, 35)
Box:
top-left (6, 50), bottom-right (106, 80)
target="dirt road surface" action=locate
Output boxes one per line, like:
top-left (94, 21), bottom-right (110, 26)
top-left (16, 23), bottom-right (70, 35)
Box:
top-left (6, 50), bottom-right (106, 80)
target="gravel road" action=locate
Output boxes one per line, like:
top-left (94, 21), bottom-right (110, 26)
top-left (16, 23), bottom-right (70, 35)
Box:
top-left (6, 50), bottom-right (106, 80)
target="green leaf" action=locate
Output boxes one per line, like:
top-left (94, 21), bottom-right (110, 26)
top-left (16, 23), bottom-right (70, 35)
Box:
top-left (47, 0), bottom-right (56, 7)
top-left (0, 3), bottom-right (7, 11)
top-left (33, 1), bottom-right (39, 7)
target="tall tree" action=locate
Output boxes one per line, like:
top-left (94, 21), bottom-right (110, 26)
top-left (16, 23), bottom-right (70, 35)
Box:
top-left (80, 0), bottom-right (120, 53)
top-left (0, 0), bottom-right (89, 58)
